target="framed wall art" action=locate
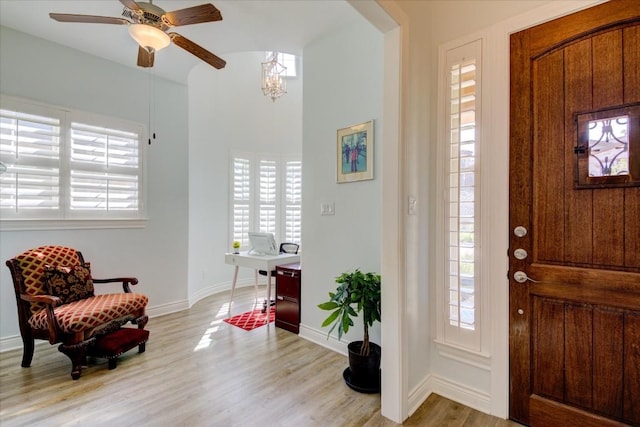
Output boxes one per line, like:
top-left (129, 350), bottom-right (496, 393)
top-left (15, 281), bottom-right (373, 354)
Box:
top-left (336, 120), bottom-right (373, 183)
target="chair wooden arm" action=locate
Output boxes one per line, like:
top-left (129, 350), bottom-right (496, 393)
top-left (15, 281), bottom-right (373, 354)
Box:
top-left (93, 277), bottom-right (139, 293)
top-left (20, 293), bottom-right (62, 344)
top-left (20, 293), bottom-right (62, 306)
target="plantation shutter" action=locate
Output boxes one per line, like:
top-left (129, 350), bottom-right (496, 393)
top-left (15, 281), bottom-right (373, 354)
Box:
top-left (440, 39), bottom-right (482, 351)
top-left (230, 152), bottom-right (302, 249)
top-left (69, 122), bottom-right (140, 213)
top-left (258, 159), bottom-right (277, 234)
top-left (232, 156), bottom-right (252, 247)
top-left (448, 59), bottom-right (478, 331)
top-left (283, 159), bottom-right (302, 244)
top-left (0, 108), bottom-right (61, 215)
top-left (0, 95), bottom-right (146, 225)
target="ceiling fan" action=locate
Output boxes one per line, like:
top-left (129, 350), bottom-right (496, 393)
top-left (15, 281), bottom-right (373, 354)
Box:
top-left (49, 0), bottom-right (226, 69)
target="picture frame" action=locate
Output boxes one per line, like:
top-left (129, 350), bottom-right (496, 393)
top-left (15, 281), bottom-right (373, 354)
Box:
top-left (337, 120), bottom-right (374, 183)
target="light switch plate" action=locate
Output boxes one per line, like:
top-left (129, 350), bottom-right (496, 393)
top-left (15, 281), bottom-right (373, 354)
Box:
top-left (408, 196), bottom-right (417, 215)
top-left (321, 202), bottom-right (335, 216)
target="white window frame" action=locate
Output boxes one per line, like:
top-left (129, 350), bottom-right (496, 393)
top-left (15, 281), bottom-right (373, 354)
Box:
top-left (229, 150), bottom-right (301, 250)
top-left (282, 156), bottom-right (302, 245)
top-left (435, 38), bottom-right (489, 358)
top-left (0, 95), bottom-right (147, 231)
top-left (265, 52), bottom-right (298, 78)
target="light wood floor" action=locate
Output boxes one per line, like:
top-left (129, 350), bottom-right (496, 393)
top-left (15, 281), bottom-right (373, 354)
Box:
top-left (0, 286), bottom-right (522, 426)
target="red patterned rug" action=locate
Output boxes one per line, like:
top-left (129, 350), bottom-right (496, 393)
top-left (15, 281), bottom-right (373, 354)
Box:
top-left (224, 307), bottom-right (275, 331)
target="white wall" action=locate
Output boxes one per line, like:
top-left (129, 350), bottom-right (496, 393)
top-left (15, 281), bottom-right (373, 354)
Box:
top-left (299, 20), bottom-right (383, 351)
top-left (0, 27), bottom-right (190, 349)
top-left (1, 0), bottom-right (603, 422)
top-left (186, 51), bottom-right (302, 303)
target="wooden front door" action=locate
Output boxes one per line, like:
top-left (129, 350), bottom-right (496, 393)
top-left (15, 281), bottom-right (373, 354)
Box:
top-left (509, 1), bottom-right (640, 426)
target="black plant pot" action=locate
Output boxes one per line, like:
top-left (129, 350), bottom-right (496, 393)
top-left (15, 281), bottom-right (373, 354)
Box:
top-left (343, 341), bottom-right (381, 393)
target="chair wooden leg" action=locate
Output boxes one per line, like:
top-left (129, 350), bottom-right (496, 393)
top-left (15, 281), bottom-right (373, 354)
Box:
top-left (58, 342), bottom-right (88, 380)
top-left (21, 337), bottom-right (34, 368)
top-left (138, 342), bottom-right (146, 353)
top-left (134, 314), bottom-right (148, 330)
top-left (108, 358), bottom-right (117, 370)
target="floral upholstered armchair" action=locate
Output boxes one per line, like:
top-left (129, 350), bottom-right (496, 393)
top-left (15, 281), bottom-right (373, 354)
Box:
top-left (5, 245), bottom-right (149, 379)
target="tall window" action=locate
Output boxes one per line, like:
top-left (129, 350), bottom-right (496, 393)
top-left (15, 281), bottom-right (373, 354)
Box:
top-left (265, 52), bottom-right (297, 77)
top-left (440, 39), bottom-right (482, 350)
top-left (283, 159), bottom-right (302, 243)
top-left (0, 95), bottom-right (144, 223)
top-left (230, 151), bottom-right (301, 249)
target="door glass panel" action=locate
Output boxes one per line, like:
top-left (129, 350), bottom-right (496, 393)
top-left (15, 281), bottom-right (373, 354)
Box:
top-left (575, 103), bottom-right (639, 188)
top-left (587, 115), bottom-right (628, 177)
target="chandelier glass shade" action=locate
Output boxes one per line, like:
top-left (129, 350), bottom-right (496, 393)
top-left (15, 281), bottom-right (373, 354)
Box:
top-left (128, 24), bottom-right (171, 53)
top-left (261, 52), bottom-right (287, 102)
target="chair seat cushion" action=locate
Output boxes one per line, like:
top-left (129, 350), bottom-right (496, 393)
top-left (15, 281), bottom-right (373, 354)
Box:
top-left (28, 293), bottom-right (148, 334)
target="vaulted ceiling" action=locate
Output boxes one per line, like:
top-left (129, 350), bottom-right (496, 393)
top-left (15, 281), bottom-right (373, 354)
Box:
top-left (0, 0), bottom-right (361, 84)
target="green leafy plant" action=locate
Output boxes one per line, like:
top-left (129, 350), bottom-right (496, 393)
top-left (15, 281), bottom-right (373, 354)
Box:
top-left (232, 241), bottom-right (241, 250)
top-left (318, 269), bottom-right (381, 356)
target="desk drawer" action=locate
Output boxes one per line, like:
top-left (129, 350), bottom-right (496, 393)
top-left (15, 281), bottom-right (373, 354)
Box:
top-left (276, 270), bottom-right (300, 298)
top-left (275, 296), bottom-right (300, 334)
top-left (275, 263), bottom-right (301, 334)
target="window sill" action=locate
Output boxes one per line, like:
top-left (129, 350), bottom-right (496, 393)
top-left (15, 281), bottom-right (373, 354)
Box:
top-left (0, 218), bottom-right (148, 232)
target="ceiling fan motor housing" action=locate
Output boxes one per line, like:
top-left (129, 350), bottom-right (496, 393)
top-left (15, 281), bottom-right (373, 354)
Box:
top-left (122, 2), bottom-right (171, 30)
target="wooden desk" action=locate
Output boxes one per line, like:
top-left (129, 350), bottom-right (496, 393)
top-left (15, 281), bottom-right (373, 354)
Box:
top-left (225, 252), bottom-right (301, 320)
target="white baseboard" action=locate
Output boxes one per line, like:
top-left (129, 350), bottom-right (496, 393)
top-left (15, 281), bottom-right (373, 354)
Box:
top-left (0, 278), bottom-right (259, 353)
top-left (146, 299), bottom-right (189, 318)
top-left (407, 375), bottom-right (433, 416)
top-left (0, 301), bottom-right (185, 353)
top-left (298, 325), bottom-right (493, 417)
top-left (188, 278), bottom-right (258, 308)
top-left (298, 323), bottom-right (348, 356)
top-left (0, 299), bottom-right (195, 353)
top-left (426, 373), bottom-right (492, 414)
top-left (0, 335), bottom-right (27, 353)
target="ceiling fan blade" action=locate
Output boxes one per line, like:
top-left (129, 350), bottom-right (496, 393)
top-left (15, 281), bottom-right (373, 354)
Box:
top-left (137, 46), bottom-right (154, 68)
top-left (119, 0), bottom-right (142, 12)
top-left (164, 4), bottom-right (222, 27)
top-left (49, 13), bottom-right (129, 25)
top-left (169, 33), bottom-right (226, 69)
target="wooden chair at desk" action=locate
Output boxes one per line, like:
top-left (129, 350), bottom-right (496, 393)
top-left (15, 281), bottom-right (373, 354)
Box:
top-left (259, 243), bottom-right (299, 312)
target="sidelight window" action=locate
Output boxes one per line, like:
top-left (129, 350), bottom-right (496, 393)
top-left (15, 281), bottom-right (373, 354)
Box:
top-left (437, 38), bottom-right (482, 352)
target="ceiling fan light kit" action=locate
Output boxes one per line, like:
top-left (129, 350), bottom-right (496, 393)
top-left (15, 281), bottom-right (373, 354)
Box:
top-left (128, 24), bottom-right (170, 52)
top-left (49, 0), bottom-right (226, 69)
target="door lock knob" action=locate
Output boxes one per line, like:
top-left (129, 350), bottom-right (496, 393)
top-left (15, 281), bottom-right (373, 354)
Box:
top-left (514, 248), bottom-right (528, 260)
top-left (514, 271), bottom-right (528, 283)
top-left (513, 271), bottom-right (538, 283)
top-left (514, 226), bottom-right (527, 237)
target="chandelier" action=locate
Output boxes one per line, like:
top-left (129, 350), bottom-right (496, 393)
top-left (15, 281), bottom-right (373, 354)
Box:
top-left (261, 52), bottom-right (287, 102)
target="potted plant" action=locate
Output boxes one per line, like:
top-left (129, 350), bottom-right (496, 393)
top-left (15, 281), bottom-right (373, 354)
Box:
top-left (318, 269), bottom-right (381, 392)
top-left (232, 241), bottom-right (241, 254)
